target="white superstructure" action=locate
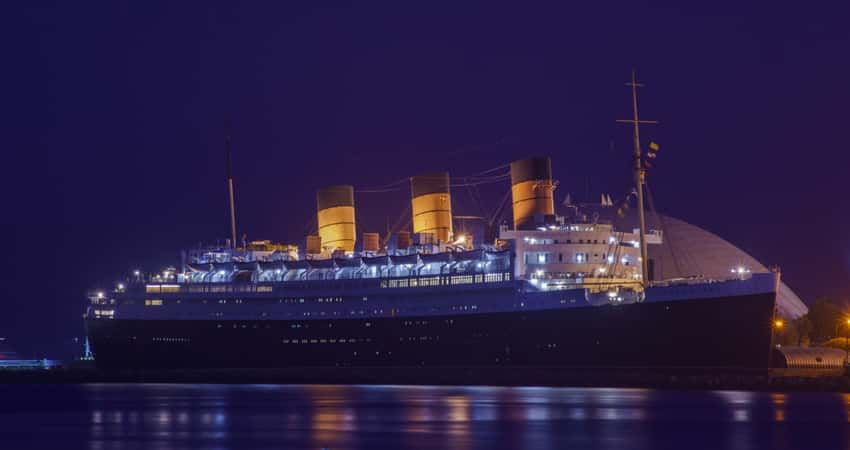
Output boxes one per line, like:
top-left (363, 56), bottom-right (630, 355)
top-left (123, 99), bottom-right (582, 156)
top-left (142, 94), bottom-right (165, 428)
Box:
top-left (499, 219), bottom-right (662, 292)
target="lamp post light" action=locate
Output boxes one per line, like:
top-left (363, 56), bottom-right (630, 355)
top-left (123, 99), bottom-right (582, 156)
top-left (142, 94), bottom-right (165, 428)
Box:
top-left (769, 319), bottom-right (785, 367)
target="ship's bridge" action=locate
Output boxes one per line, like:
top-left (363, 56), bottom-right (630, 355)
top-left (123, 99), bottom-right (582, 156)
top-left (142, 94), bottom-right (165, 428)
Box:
top-left (499, 221), bottom-right (662, 291)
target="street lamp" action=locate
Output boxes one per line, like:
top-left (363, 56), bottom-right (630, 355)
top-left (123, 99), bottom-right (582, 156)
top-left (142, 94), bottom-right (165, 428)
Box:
top-left (772, 319), bottom-right (784, 350)
top-left (769, 319), bottom-right (785, 367)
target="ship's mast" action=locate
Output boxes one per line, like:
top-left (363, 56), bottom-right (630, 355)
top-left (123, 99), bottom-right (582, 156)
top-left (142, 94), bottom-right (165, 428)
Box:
top-left (226, 130), bottom-right (237, 250)
top-left (617, 71), bottom-right (657, 288)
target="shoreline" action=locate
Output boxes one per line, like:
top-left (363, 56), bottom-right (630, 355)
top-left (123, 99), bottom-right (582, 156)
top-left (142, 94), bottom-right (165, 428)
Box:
top-left (1, 366), bottom-right (847, 392)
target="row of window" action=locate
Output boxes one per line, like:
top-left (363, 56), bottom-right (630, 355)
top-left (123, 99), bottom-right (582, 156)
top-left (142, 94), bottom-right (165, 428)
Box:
top-left (151, 337), bottom-right (191, 343)
top-left (93, 309), bottom-right (114, 317)
top-left (279, 336), bottom-right (441, 345)
top-left (525, 252), bottom-right (628, 265)
top-left (527, 238), bottom-right (611, 245)
top-left (143, 272), bottom-right (511, 295)
top-left (177, 285), bottom-right (274, 293)
top-left (147, 334), bottom-right (565, 353)
top-left (200, 304), bottom-right (485, 319)
top-left (283, 337), bottom-right (369, 344)
top-left (403, 320), bottom-right (430, 326)
top-left (134, 296), bottom-right (570, 320)
top-left (381, 273), bottom-right (509, 288)
top-left (211, 318), bottom-right (463, 331)
top-left (135, 296), bottom-right (363, 307)
top-left (146, 285), bottom-right (180, 294)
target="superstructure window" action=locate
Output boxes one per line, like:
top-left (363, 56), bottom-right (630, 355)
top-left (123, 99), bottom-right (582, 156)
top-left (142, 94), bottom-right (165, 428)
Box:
top-left (524, 252), bottom-right (551, 264)
top-left (145, 284), bottom-right (180, 294)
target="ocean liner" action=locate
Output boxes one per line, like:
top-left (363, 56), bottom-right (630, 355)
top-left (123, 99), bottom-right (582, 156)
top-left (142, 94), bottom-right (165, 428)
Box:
top-left (85, 75), bottom-right (780, 372)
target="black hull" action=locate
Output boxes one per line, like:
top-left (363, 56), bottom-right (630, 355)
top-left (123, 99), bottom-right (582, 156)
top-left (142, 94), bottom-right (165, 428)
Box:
top-left (86, 292), bottom-right (776, 371)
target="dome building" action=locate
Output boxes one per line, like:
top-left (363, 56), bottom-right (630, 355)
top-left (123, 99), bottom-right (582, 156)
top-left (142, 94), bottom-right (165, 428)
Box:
top-left (644, 214), bottom-right (807, 318)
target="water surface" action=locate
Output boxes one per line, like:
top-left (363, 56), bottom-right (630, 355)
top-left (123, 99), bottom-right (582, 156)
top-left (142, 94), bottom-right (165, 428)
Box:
top-left (1, 383), bottom-right (849, 449)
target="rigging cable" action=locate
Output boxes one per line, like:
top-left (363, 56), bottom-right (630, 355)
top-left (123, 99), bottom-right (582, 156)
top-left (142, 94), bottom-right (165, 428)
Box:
top-left (450, 173), bottom-right (510, 188)
top-left (381, 202), bottom-right (412, 248)
top-left (358, 172), bottom-right (510, 193)
top-left (302, 215), bottom-right (317, 238)
top-left (488, 188), bottom-right (512, 227)
top-left (645, 180), bottom-right (689, 278)
top-left (357, 176), bottom-right (411, 193)
top-left (470, 163), bottom-right (510, 177)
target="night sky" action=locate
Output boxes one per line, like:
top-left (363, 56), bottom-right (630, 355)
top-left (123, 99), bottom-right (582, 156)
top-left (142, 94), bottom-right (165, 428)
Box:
top-left (3, 2), bottom-right (850, 357)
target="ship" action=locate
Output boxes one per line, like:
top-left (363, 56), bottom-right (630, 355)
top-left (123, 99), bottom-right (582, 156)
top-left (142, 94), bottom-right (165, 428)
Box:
top-left (84, 75), bottom-right (781, 374)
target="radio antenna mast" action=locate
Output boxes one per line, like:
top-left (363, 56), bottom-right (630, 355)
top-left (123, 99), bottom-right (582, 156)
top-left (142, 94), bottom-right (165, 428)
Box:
top-left (616, 70), bottom-right (658, 288)
top-left (226, 124), bottom-right (237, 250)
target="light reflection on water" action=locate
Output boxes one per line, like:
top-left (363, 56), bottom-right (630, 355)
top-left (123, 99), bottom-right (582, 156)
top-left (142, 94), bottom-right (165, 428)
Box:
top-left (1, 384), bottom-right (850, 449)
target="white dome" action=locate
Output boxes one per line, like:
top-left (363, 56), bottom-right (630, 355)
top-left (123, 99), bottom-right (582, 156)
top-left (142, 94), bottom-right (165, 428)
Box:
top-left (645, 214), bottom-right (807, 319)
